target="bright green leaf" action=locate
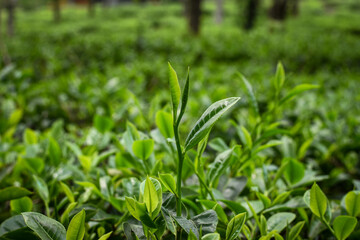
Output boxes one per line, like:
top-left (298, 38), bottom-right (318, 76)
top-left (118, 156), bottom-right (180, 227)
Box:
top-left (345, 191), bottom-right (360, 217)
top-left (310, 183), bottom-right (327, 218)
top-left (333, 215), bottom-right (357, 240)
top-left (66, 209), bottom-right (86, 240)
top-left (132, 139), bottom-right (154, 160)
top-left (226, 212), bottom-right (246, 240)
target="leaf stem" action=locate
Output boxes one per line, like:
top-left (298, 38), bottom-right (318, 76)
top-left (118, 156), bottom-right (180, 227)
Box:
top-left (174, 123), bottom-right (183, 217)
top-left (321, 217), bottom-right (335, 236)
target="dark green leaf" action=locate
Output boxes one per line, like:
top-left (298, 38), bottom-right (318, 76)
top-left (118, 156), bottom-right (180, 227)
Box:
top-left (185, 97), bottom-right (240, 152)
top-left (0, 187), bottom-right (32, 202)
top-left (22, 212), bottom-right (66, 240)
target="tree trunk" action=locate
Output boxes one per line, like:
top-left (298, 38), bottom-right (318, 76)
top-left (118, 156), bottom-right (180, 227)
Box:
top-left (88, 0), bottom-right (95, 17)
top-left (269, 0), bottom-right (287, 21)
top-left (53, 0), bottom-right (61, 23)
top-left (243, 0), bottom-right (259, 30)
top-left (6, 0), bottom-right (16, 37)
top-left (214, 0), bottom-right (223, 24)
top-left (185, 0), bottom-right (202, 35)
top-left (289, 0), bottom-right (299, 16)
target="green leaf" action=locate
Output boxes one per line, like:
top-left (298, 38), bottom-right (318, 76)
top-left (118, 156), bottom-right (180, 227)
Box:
top-left (279, 84), bottom-right (319, 105)
top-left (333, 215), bottom-right (357, 240)
top-left (240, 126), bottom-right (252, 149)
top-left (24, 129), bottom-right (37, 145)
top-left (94, 115), bottom-right (114, 133)
top-left (192, 210), bottom-right (218, 235)
top-left (267, 212), bottom-right (295, 233)
top-left (132, 139), bottom-right (154, 160)
top-left (135, 201), bottom-right (157, 228)
top-left (172, 216), bottom-right (198, 238)
top-left (60, 182), bottom-right (75, 203)
top-left (238, 73), bottom-right (259, 117)
top-left (220, 199), bottom-right (248, 215)
top-left (188, 230), bottom-right (197, 240)
top-left (177, 67), bottom-right (190, 125)
top-left (32, 175), bottom-right (50, 204)
top-left (155, 111), bottom-right (174, 138)
top-left (274, 62), bottom-right (285, 92)
top-left (61, 202), bottom-right (78, 226)
top-left (144, 176), bottom-right (159, 214)
top-left (10, 197), bottom-right (33, 214)
top-left (207, 148), bottom-right (235, 188)
top-left (48, 137), bottom-right (62, 166)
top-left (125, 197), bottom-right (140, 221)
top-left (0, 215), bottom-right (27, 236)
top-left (260, 215), bottom-right (267, 236)
top-left (98, 231), bottom-right (112, 240)
top-left (66, 209), bottom-right (86, 240)
top-left (256, 192), bottom-right (271, 209)
top-left (78, 155), bottom-right (92, 172)
top-left (345, 191), bottom-right (360, 217)
top-left (284, 158), bottom-right (305, 184)
top-left (198, 200), bottom-right (228, 224)
top-left (288, 221), bottom-right (305, 240)
top-left (168, 62), bottom-right (181, 121)
top-left (310, 183), bottom-right (327, 218)
top-left (185, 97), bottom-right (240, 152)
top-left (22, 212), bottom-right (66, 240)
top-left (159, 174), bottom-right (177, 196)
top-left (226, 212), bottom-right (246, 240)
top-left (202, 233), bottom-right (220, 240)
top-left (0, 187), bottom-right (32, 202)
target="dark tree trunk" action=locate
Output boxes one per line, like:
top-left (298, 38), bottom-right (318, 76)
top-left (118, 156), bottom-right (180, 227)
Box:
top-left (289, 0), bottom-right (299, 16)
top-left (243, 0), bottom-right (259, 30)
top-left (88, 0), bottom-right (95, 17)
top-left (269, 0), bottom-right (287, 21)
top-left (185, 0), bottom-right (202, 35)
top-left (53, 0), bottom-right (61, 23)
top-left (214, 0), bottom-right (223, 24)
top-left (6, 0), bottom-right (16, 37)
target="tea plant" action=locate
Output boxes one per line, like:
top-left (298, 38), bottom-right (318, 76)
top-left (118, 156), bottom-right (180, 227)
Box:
top-left (0, 63), bottom-right (359, 240)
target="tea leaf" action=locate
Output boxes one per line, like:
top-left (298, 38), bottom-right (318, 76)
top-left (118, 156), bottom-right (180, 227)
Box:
top-left (159, 174), bottom-right (177, 196)
top-left (333, 215), bottom-right (357, 240)
top-left (32, 175), bottom-right (49, 204)
top-left (284, 158), bottom-right (305, 184)
top-left (155, 111), bottom-right (174, 138)
top-left (226, 212), bottom-right (246, 240)
top-left (22, 212), bottom-right (66, 240)
top-left (185, 97), bottom-right (240, 152)
top-left (132, 139), bottom-right (154, 160)
top-left (10, 197), bottom-right (33, 214)
top-left (279, 84), bottom-right (319, 105)
top-left (238, 73), bottom-right (259, 117)
top-left (202, 233), bottom-right (220, 240)
top-left (345, 191), bottom-right (360, 217)
top-left (144, 176), bottom-right (159, 214)
top-left (0, 187), bottom-right (32, 202)
top-left (177, 67), bottom-right (190, 125)
top-left (267, 212), bottom-right (295, 233)
top-left (60, 182), bottom-right (75, 203)
top-left (310, 183), bottom-right (327, 218)
top-left (66, 209), bottom-right (86, 240)
top-left (168, 62), bottom-right (181, 121)
top-left (288, 221), bottom-right (305, 240)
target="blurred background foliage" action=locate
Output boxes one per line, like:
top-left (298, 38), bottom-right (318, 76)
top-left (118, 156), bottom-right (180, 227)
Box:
top-left (0, 0), bottom-right (359, 199)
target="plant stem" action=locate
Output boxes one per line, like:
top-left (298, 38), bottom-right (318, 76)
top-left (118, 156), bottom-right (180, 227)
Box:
top-left (321, 217), bottom-right (335, 235)
top-left (174, 124), bottom-right (183, 217)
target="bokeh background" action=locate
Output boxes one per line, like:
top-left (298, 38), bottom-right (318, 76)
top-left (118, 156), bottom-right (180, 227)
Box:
top-left (1, 0), bottom-right (360, 176)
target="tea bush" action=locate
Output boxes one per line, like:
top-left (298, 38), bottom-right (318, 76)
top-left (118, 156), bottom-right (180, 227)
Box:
top-left (0, 0), bottom-right (360, 239)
